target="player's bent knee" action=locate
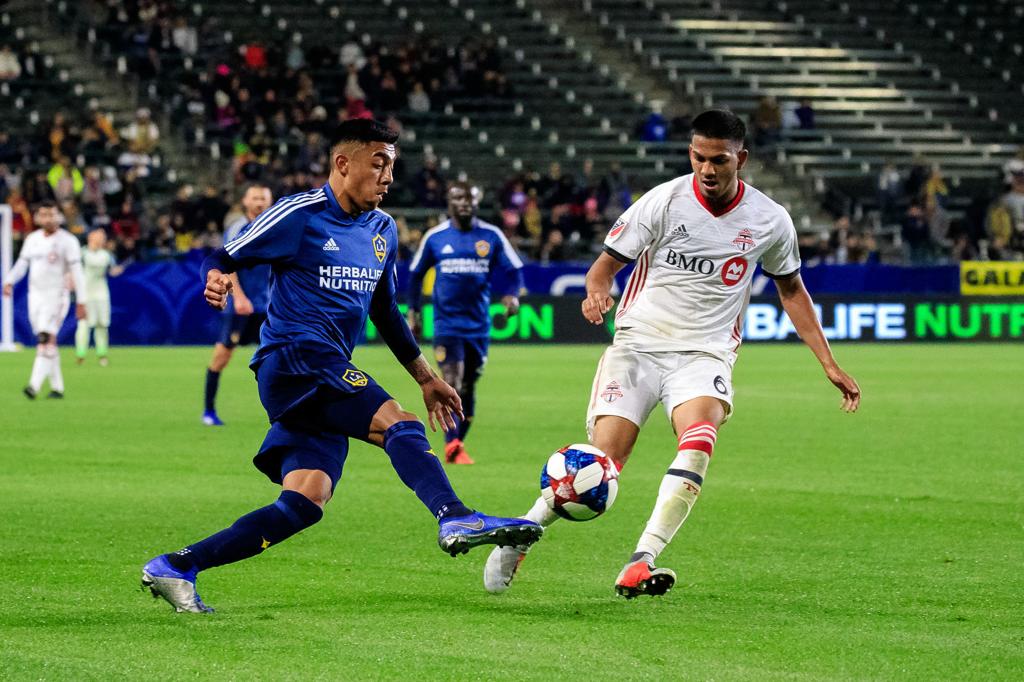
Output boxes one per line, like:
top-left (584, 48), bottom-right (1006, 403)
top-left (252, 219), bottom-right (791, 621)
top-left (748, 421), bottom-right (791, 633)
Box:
top-left (282, 469), bottom-right (333, 508)
top-left (370, 401), bottom-right (421, 431)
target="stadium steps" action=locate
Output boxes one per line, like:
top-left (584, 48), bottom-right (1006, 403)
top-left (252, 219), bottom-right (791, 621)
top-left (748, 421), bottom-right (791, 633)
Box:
top-left (775, 0), bottom-right (1024, 126)
top-left (569, 0), bottom-right (1019, 211)
top-left (5, 0), bottom-right (211, 189)
top-left (375, 0), bottom-right (811, 221)
top-left (522, 0), bottom-right (827, 228)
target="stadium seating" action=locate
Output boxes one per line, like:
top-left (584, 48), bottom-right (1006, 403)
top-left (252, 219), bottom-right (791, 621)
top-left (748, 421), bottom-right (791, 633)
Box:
top-left (575, 0), bottom-right (1022, 207)
top-left (2, 0), bottom-right (174, 192)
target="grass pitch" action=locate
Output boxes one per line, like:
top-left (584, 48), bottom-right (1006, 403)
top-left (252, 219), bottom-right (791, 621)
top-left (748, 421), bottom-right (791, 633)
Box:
top-left (0, 343), bottom-right (1021, 680)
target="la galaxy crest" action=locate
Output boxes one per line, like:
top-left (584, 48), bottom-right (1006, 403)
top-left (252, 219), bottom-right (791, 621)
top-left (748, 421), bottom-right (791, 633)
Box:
top-left (342, 369), bottom-right (368, 387)
top-left (475, 240), bottom-right (490, 257)
top-left (372, 234), bottom-right (387, 263)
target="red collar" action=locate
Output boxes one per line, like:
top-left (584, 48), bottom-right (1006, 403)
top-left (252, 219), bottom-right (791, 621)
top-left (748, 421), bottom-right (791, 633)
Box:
top-left (692, 175), bottom-right (745, 217)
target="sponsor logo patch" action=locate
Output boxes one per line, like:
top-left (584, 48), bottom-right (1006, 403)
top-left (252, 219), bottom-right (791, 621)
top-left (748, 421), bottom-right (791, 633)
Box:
top-left (608, 218), bottom-right (627, 239)
top-left (721, 256), bottom-right (748, 286)
top-left (665, 250), bottom-right (715, 274)
top-left (670, 223), bottom-right (690, 240)
top-left (441, 244), bottom-right (455, 255)
top-left (714, 375), bottom-right (729, 395)
top-left (323, 237), bottom-right (339, 251)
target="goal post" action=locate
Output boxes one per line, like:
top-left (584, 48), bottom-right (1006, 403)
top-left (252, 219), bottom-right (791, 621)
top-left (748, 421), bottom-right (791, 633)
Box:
top-left (0, 204), bottom-right (18, 351)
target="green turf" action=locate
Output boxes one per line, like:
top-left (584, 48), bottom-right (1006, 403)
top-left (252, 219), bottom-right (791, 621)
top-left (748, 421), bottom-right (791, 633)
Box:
top-left (0, 344), bottom-right (1021, 680)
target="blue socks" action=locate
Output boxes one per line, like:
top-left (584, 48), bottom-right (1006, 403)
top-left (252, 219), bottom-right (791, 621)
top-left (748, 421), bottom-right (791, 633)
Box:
top-left (458, 387), bottom-right (475, 441)
top-left (167, 490), bottom-right (323, 572)
top-left (443, 382), bottom-right (476, 444)
top-left (204, 368), bottom-right (220, 413)
top-left (443, 414), bottom-right (462, 445)
top-left (383, 421), bottom-right (470, 519)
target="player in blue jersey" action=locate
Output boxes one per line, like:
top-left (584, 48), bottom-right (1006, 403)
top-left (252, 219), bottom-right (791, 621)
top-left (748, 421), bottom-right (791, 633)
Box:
top-left (202, 183), bottom-right (273, 426)
top-left (141, 120), bottom-right (542, 613)
top-left (407, 182), bottom-right (524, 464)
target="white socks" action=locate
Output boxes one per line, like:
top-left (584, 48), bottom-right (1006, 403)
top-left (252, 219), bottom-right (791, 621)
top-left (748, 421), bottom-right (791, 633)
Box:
top-left (47, 345), bottom-right (64, 393)
top-left (523, 495), bottom-right (560, 528)
top-left (29, 346), bottom-right (51, 392)
top-left (633, 422), bottom-right (717, 561)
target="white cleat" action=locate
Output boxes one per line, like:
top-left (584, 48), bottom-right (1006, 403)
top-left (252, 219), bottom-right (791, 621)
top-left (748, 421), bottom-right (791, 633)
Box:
top-left (483, 544), bottom-right (529, 594)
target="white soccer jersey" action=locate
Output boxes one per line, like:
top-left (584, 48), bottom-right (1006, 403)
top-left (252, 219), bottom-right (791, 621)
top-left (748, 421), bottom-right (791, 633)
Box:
top-left (604, 174), bottom-right (800, 363)
top-left (82, 249), bottom-right (115, 301)
top-left (4, 228), bottom-right (85, 301)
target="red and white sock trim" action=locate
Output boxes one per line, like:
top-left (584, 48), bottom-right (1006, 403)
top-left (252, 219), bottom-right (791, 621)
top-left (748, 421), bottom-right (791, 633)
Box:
top-left (678, 421), bottom-right (717, 456)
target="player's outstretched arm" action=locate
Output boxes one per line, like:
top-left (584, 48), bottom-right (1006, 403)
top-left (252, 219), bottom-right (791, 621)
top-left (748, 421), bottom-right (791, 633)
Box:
top-left (2, 252), bottom-right (30, 296)
top-left (775, 273), bottom-right (861, 413)
top-left (405, 355), bottom-right (464, 432)
top-left (582, 252), bottom-right (627, 324)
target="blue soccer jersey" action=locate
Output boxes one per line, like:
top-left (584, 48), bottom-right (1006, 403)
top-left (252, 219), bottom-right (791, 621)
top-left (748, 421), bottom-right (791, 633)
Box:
top-left (210, 185), bottom-right (419, 376)
top-left (224, 216), bottom-right (271, 313)
top-left (407, 219), bottom-right (525, 338)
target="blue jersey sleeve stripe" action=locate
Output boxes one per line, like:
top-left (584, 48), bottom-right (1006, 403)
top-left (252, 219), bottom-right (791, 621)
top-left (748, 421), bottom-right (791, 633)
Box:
top-left (223, 192), bottom-right (313, 254)
top-left (480, 224), bottom-right (524, 269)
top-left (225, 188), bottom-right (323, 253)
top-left (408, 223), bottom-right (449, 272)
top-left (226, 193), bottom-right (325, 256)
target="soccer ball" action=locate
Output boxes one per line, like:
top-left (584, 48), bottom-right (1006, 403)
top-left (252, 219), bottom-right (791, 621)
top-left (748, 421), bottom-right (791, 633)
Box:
top-left (540, 444), bottom-right (618, 521)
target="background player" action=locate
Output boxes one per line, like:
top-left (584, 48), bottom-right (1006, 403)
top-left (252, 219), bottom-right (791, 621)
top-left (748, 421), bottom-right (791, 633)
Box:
top-left (141, 120), bottom-right (541, 613)
top-left (203, 183), bottom-right (274, 426)
top-left (484, 110), bottom-right (861, 598)
top-left (407, 182), bottom-right (524, 464)
top-left (75, 228), bottom-right (123, 366)
top-left (2, 201), bottom-right (86, 398)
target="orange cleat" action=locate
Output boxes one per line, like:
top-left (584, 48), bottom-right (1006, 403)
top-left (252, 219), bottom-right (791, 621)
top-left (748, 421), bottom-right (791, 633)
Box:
top-left (614, 560), bottom-right (676, 599)
top-left (444, 439), bottom-right (476, 465)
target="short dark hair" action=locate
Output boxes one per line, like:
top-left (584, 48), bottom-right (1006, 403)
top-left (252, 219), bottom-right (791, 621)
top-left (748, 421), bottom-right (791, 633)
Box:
top-left (239, 182), bottom-right (271, 198)
top-left (329, 119), bottom-right (399, 148)
top-left (691, 109), bottom-right (746, 143)
top-left (33, 200), bottom-right (60, 212)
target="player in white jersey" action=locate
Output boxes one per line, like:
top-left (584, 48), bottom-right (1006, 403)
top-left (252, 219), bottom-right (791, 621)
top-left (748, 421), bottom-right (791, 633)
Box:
top-left (75, 229), bottom-right (123, 366)
top-left (484, 110), bottom-right (861, 598)
top-left (2, 201), bottom-right (86, 398)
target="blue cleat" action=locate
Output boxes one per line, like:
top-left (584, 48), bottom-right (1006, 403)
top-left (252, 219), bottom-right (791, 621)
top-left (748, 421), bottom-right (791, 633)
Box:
top-left (141, 555), bottom-right (214, 613)
top-left (202, 410), bottom-right (224, 426)
top-left (438, 512), bottom-right (543, 557)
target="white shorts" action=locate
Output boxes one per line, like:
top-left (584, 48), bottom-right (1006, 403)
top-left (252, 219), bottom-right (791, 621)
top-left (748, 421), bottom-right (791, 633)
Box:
top-left (28, 292), bottom-right (70, 337)
top-left (85, 298), bottom-right (111, 327)
top-left (586, 345), bottom-right (734, 440)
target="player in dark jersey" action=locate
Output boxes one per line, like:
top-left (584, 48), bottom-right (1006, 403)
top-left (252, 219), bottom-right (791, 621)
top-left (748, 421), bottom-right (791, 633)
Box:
top-left (407, 183), bottom-right (524, 464)
top-left (202, 183), bottom-right (273, 426)
top-left (141, 120), bottom-right (542, 613)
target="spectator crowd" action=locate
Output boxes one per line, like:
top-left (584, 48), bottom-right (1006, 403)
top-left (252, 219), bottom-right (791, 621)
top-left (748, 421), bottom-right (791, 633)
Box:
top-left (2, 0), bottom-right (1023, 268)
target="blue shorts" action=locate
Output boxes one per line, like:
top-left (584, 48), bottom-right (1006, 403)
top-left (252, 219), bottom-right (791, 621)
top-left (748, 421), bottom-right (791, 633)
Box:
top-left (433, 336), bottom-right (488, 380)
top-left (218, 311), bottom-right (266, 349)
top-left (251, 345), bottom-right (392, 491)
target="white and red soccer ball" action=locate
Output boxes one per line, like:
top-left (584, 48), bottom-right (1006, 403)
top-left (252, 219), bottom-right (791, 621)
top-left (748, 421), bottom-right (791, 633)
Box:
top-left (540, 444), bottom-right (618, 521)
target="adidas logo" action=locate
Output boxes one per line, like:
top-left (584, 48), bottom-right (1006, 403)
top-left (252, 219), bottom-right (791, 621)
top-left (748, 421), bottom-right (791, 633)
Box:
top-left (323, 238), bottom-right (339, 251)
top-left (670, 224), bottom-right (690, 239)
top-left (441, 244), bottom-right (455, 255)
